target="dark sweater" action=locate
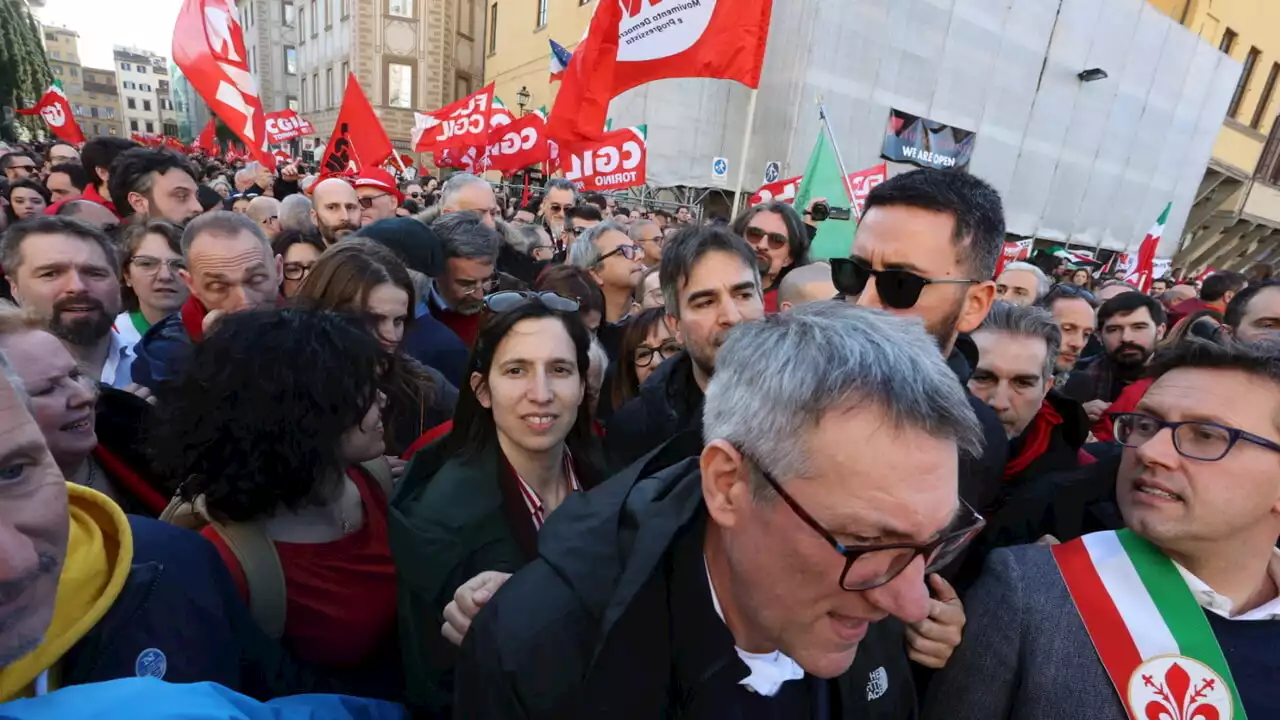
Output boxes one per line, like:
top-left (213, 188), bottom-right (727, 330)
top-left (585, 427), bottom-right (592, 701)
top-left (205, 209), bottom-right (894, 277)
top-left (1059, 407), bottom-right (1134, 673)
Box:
top-left (1206, 608), bottom-right (1280, 719)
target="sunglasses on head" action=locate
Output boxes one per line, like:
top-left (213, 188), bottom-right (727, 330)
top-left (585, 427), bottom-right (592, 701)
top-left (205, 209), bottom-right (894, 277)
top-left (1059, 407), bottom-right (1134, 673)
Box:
top-left (743, 225), bottom-right (788, 251)
top-left (1044, 283), bottom-right (1097, 305)
top-left (830, 257), bottom-right (978, 310)
top-left (484, 291), bottom-right (581, 314)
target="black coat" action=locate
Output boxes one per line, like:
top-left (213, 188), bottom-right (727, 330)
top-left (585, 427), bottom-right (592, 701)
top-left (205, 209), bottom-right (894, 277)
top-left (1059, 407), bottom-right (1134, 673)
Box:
top-left (603, 351), bottom-right (704, 475)
top-left (945, 338), bottom-right (1010, 517)
top-left (1000, 390), bottom-right (1090, 494)
top-left (454, 445), bottom-right (920, 720)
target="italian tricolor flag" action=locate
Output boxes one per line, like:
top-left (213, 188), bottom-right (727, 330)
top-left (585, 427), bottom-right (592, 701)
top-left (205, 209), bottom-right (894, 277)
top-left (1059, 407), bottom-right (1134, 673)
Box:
top-left (1053, 530), bottom-right (1246, 719)
top-left (1123, 202), bottom-right (1171, 293)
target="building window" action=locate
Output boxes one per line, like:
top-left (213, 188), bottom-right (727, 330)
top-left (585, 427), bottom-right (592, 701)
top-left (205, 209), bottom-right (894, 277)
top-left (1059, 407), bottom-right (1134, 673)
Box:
top-left (70, 67), bottom-right (78, 77)
top-left (488, 4), bottom-right (498, 55)
top-left (1220, 28), bottom-right (1237, 55)
top-left (45, 32), bottom-right (56, 41)
top-left (299, 8), bottom-right (305, 41)
top-left (145, 121), bottom-right (155, 133)
top-left (301, 80), bottom-right (307, 111)
top-left (123, 81), bottom-right (135, 90)
top-left (313, 74), bottom-right (319, 110)
top-left (121, 62), bottom-right (131, 71)
top-left (455, 72), bottom-right (472, 101)
top-left (1252, 63), bottom-right (1280, 130)
top-left (1229, 47), bottom-right (1261, 119)
top-left (536, 0), bottom-right (547, 28)
top-left (51, 50), bottom-right (60, 59)
top-left (288, 96), bottom-right (300, 112)
top-left (342, 60), bottom-right (349, 81)
top-left (142, 83), bottom-right (152, 92)
top-left (90, 106), bottom-right (99, 118)
top-left (458, 0), bottom-right (474, 37)
top-left (285, 46), bottom-right (298, 74)
top-left (138, 65), bottom-right (147, 74)
top-left (388, 0), bottom-right (413, 18)
top-left (143, 99), bottom-right (152, 112)
top-left (130, 119), bottom-right (139, 131)
top-left (326, 68), bottom-right (334, 107)
top-left (127, 97), bottom-right (137, 109)
top-left (284, 1), bottom-right (296, 25)
top-left (105, 108), bottom-right (115, 119)
top-left (342, 0), bottom-right (350, 18)
top-left (93, 123), bottom-right (101, 135)
top-left (250, 46), bottom-right (257, 75)
top-left (52, 66), bottom-right (62, 75)
top-left (325, 0), bottom-right (331, 27)
top-left (387, 61), bottom-right (414, 108)
top-left (310, 0), bottom-right (317, 35)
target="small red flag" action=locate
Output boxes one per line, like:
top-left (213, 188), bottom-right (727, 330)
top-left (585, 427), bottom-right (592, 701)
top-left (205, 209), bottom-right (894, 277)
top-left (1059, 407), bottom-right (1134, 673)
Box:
top-left (16, 86), bottom-right (86, 145)
top-left (318, 73), bottom-right (395, 177)
top-left (172, 0), bottom-right (275, 169)
top-left (192, 118), bottom-right (218, 154)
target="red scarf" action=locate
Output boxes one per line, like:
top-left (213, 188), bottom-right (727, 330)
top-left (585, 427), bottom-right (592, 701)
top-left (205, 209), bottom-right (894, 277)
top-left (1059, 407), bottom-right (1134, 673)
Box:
top-left (180, 295), bottom-right (209, 342)
top-left (93, 444), bottom-right (169, 516)
top-left (1001, 399), bottom-right (1063, 482)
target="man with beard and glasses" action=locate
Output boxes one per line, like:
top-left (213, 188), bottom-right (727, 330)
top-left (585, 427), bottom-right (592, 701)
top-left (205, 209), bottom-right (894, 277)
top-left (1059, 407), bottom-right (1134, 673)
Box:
top-left (131, 212), bottom-right (283, 390)
top-left (106, 149), bottom-right (202, 226)
top-left (426, 210), bottom-right (502, 348)
top-left (539, 178), bottom-right (578, 240)
top-left (0, 218), bottom-right (132, 389)
top-left (310, 177), bottom-right (363, 245)
top-left (0, 351), bottom-right (373, 710)
top-left (604, 225), bottom-right (765, 473)
top-left (833, 167), bottom-right (1008, 522)
top-left (1061, 292), bottom-right (1166, 425)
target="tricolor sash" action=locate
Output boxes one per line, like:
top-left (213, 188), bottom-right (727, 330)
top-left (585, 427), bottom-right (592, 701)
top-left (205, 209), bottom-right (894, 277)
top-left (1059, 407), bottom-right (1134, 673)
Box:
top-left (1052, 530), bottom-right (1247, 720)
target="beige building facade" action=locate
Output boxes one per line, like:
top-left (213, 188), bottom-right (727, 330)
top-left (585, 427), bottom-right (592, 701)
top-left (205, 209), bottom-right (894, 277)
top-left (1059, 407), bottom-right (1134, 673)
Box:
top-left (113, 47), bottom-right (169, 138)
top-left (237, 0), bottom-right (302, 116)
top-left (481, 0), bottom-right (595, 119)
top-left (295, 0), bottom-right (486, 161)
top-left (41, 25), bottom-right (125, 139)
top-left (1151, 0), bottom-right (1280, 272)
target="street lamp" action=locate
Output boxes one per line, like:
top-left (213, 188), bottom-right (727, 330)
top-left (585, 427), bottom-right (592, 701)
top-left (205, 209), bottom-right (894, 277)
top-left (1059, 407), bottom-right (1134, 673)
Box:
top-left (1077, 68), bottom-right (1109, 82)
top-left (516, 86), bottom-right (531, 116)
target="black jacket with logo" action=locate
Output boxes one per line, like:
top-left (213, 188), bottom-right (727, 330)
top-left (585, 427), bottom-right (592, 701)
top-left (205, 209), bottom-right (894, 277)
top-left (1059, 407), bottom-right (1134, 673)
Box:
top-left (453, 447), bottom-right (918, 720)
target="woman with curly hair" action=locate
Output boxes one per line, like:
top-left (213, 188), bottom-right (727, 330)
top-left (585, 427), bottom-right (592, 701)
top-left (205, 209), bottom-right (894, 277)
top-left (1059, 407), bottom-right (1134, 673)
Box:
top-left (150, 308), bottom-right (400, 677)
top-left (294, 239), bottom-right (457, 456)
top-left (391, 295), bottom-right (604, 714)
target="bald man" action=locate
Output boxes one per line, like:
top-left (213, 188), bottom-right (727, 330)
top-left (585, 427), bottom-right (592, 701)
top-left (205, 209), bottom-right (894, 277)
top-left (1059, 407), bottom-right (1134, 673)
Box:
top-left (246, 196), bottom-right (282, 239)
top-left (310, 177), bottom-right (362, 245)
top-left (55, 199), bottom-right (121, 232)
top-left (778, 262), bottom-right (837, 311)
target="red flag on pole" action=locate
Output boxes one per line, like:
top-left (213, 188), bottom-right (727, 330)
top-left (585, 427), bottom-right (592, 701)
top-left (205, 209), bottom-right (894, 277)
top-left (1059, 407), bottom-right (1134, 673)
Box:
top-left (412, 84), bottom-right (496, 154)
top-left (173, 0), bottom-right (275, 169)
top-left (318, 73), bottom-right (395, 177)
top-left (16, 86), bottom-right (86, 145)
top-left (548, 0), bottom-right (773, 145)
top-left (192, 118), bottom-right (218, 154)
top-left (1123, 203), bottom-right (1171, 293)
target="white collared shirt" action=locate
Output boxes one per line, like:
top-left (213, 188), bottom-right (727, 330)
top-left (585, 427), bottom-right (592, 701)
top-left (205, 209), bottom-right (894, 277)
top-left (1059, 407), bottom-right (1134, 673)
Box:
top-left (704, 556), bottom-right (805, 696)
top-left (100, 328), bottom-right (136, 390)
top-left (1173, 548), bottom-right (1280, 621)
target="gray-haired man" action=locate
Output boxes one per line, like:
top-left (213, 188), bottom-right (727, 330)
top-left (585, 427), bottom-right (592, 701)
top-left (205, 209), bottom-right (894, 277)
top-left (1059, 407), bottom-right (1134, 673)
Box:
top-left (455, 302), bottom-right (986, 719)
top-left (439, 172), bottom-right (500, 228)
top-left (427, 210), bottom-right (502, 347)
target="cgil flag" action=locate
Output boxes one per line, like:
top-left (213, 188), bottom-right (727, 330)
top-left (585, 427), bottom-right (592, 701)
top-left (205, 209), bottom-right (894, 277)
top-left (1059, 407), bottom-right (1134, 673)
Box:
top-left (548, 0), bottom-right (773, 145)
top-left (191, 118), bottom-right (218, 154)
top-left (173, 0), bottom-right (275, 169)
top-left (318, 73), bottom-right (395, 177)
top-left (794, 130), bottom-right (855, 261)
top-left (16, 86), bottom-right (86, 145)
top-left (1124, 202), bottom-right (1171, 293)
top-left (549, 39), bottom-right (573, 82)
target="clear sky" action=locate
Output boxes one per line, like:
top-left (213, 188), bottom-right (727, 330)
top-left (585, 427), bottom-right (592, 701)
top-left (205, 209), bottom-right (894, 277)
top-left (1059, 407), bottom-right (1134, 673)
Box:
top-left (35, 0), bottom-right (184, 69)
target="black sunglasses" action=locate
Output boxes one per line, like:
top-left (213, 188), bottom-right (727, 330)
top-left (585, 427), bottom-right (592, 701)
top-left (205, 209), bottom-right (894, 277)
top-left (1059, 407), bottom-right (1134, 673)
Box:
top-left (745, 451), bottom-right (985, 590)
top-left (358, 193), bottom-right (391, 209)
top-left (599, 244), bottom-right (644, 262)
top-left (484, 291), bottom-right (580, 314)
top-left (830, 257), bottom-right (978, 310)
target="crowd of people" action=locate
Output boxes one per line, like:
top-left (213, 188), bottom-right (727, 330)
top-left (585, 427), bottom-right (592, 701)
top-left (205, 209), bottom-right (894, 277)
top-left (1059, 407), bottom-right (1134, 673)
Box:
top-left (0, 135), bottom-right (1276, 719)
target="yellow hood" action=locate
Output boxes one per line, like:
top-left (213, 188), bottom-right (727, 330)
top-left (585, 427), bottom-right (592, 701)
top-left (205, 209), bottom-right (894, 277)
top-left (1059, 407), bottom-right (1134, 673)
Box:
top-left (0, 484), bottom-right (133, 701)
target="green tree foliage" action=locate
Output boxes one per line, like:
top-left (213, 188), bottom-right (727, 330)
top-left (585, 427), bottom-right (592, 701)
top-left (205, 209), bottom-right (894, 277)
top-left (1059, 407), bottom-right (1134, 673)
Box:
top-left (0, 0), bottom-right (54, 142)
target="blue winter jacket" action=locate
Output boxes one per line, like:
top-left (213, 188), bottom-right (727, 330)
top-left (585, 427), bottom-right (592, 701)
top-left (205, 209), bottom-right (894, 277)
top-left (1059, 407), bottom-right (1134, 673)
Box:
top-left (130, 313), bottom-right (192, 391)
top-left (0, 677), bottom-right (407, 719)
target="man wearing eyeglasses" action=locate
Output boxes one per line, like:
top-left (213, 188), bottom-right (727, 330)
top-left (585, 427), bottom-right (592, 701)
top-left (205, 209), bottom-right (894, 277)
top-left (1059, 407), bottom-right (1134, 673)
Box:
top-left (539, 178), bottom-right (578, 237)
top-left (925, 337), bottom-right (1280, 720)
top-left (835, 168), bottom-right (1008, 524)
top-left (245, 196), bottom-right (282, 240)
top-left (455, 303), bottom-right (986, 719)
top-left (426, 211), bottom-right (502, 348)
top-left (569, 222), bottom-right (647, 361)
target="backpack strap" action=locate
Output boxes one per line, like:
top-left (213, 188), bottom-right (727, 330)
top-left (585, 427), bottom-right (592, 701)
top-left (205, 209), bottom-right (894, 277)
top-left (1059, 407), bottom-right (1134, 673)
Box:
top-left (206, 511), bottom-right (288, 641)
top-left (360, 457), bottom-right (395, 501)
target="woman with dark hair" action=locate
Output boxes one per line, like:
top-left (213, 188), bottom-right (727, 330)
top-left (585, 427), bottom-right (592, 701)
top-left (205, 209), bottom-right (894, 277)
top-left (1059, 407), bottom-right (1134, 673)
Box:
top-left (3, 178), bottom-right (50, 223)
top-left (607, 306), bottom-right (680, 412)
top-left (533, 263), bottom-right (606, 334)
top-left (1069, 267), bottom-right (1094, 291)
top-left (731, 201), bottom-right (810, 312)
top-left (295, 240), bottom-right (457, 456)
top-left (271, 228), bottom-right (326, 298)
top-left (391, 294), bottom-right (603, 714)
top-left (150, 308), bottom-right (400, 678)
top-left (116, 221), bottom-right (190, 346)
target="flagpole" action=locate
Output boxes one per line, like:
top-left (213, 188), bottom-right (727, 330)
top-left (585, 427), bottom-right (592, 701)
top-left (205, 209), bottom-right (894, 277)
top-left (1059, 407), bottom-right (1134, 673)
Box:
top-left (817, 103), bottom-right (858, 220)
top-left (730, 88), bottom-right (760, 216)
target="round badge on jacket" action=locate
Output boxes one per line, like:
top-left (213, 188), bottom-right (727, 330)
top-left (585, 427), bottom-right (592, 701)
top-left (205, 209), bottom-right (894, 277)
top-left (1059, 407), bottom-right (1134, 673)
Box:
top-left (134, 647), bottom-right (168, 679)
top-left (1126, 655), bottom-right (1232, 720)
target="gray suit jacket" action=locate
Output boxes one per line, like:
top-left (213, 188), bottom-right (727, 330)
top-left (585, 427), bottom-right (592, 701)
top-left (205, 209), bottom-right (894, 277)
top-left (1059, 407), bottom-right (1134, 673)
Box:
top-left (922, 544), bottom-right (1128, 720)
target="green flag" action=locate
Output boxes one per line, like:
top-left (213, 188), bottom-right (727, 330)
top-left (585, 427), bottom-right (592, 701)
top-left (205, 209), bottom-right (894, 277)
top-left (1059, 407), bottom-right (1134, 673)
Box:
top-left (794, 130), bottom-right (856, 261)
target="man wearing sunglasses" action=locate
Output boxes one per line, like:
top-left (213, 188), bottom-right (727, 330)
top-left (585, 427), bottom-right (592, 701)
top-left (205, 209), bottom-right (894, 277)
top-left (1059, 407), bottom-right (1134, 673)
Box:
top-left (569, 222), bottom-right (647, 360)
top-left (456, 303), bottom-right (986, 719)
top-left (926, 337), bottom-right (1280, 720)
top-left (539, 178), bottom-right (578, 237)
top-left (353, 167), bottom-right (403, 225)
top-left (835, 168), bottom-right (1009, 520)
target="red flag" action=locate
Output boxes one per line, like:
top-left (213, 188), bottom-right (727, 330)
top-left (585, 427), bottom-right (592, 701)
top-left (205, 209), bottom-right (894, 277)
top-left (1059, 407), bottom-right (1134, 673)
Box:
top-left (482, 112), bottom-right (549, 175)
top-left (412, 84), bottom-right (496, 154)
top-left (163, 136), bottom-right (189, 153)
top-left (264, 110), bottom-right (315, 143)
top-left (318, 73), bottom-right (395, 177)
top-left (563, 126), bottom-right (647, 192)
top-left (993, 240), bottom-right (1034, 279)
top-left (173, 0), bottom-right (275, 169)
top-left (192, 118), bottom-right (218, 154)
top-left (548, 0), bottom-right (773, 145)
top-left (17, 86), bottom-right (86, 145)
top-left (1123, 203), bottom-right (1171, 293)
